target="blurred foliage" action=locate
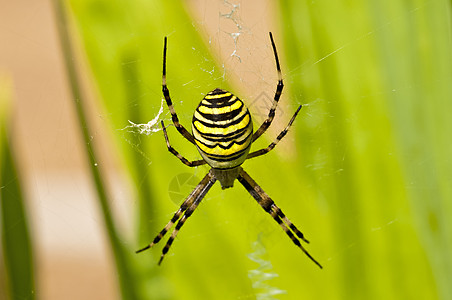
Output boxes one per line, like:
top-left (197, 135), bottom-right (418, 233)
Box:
top-left (0, 78), bottom-right (35, 299)
top-left (280, 0), bottom-right (452, 299)
top-left (54, 0), bottom-right (140, 299)
top-left (63, 0), bottom-right (452, 299)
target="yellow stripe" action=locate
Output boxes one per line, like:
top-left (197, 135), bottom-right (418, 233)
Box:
top-left (193, 125), bottom-right (252, 147)
top-left (195, 134), bottom-right (252, 156)
top-left (194, 104), bottom-right (246, 126)
top-left (198, 97), bottom-right (239, 115)
top-left (193, 114), bottom-right (250, 135)
top-left (204, 92), bottom-right (231, 100)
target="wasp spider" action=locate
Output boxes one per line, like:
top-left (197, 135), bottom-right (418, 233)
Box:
top-left (137, 33), bottom-right (322, 269)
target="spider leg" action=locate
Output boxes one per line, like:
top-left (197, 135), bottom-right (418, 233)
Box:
top-left (252, 32), bottom-right (284, 142)
top-left (158, 170), bottom-right (216, 265)
top-left (135, 184), bottom-right (199, 253)
top-left (237, 169), bottom-right (322, 269)
top-left (136, 170), bottom-right (216, 264)
top-left (247, 105), bottom-right (302, 160)
top-left (161, 120), bottom-right (206, 167)
top-left (270, 203), bottom-right (309, 243)
top-left (162, 37), bottom-right (196, 145)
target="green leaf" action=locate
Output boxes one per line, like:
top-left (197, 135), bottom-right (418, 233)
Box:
top-left (53, 1), bottom-right (140, 299)
top-left (280, 0), bottom-right (452, 299)
top-left (1, 77), bottom-right (36, 300)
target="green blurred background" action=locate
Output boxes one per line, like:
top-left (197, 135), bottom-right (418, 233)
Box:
top-left (1, 0), bottom-right (452, 299)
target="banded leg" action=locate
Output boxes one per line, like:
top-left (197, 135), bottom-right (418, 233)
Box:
top-left (158, 170), bottom-right (216, 264)
top-left (136, 199), bottom-right (192, 254)
top-left (162, 37), bottom-right (196, 145)
top-left (247, 105), bottom-right (302, 160)
top-left (252, 32), bottom-right (284, 142)
top-left (271, 203), bottom-right (309, 243)
top-left (161, 120), bottom-right (206, 167)
top-left (136, 170), bottom-right (216, 262)
top-left (237, 169), bottom-right (322, 269)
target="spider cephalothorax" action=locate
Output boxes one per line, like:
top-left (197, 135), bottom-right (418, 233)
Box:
top-left (136, 33), bottom-right (322, 269)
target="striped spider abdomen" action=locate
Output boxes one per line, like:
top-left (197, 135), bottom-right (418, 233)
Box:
top-left (192, 88), bottom-right (253, 170)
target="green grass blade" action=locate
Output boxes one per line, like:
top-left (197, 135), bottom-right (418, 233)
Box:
top-left (52, 1), bottom-right (139, 299)
top-left (371, 1), bottom-right (452, 298)
top-left (0, 78), bottom-right (36, 300)
top-left (279, 0), bottom-right (452, 299)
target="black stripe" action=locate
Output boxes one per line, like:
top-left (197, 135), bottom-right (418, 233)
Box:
top-left (201, 98), bottom-right (238, 108)
top-left (194, 131), bottom-right (252, 150)
top-left (204, 93), bottom-right (232, 101)
top-left (195, 102), bottom-right (244, 122)
top-left (193, 110), bottom-right (250, 129)
top-left (201, 148), bottom-right (248, 162)
top-left (198, 129), bottom-right (249, 143)
top-left (207, 88), bottom-right (228, 95)
top-left (193, 124), bottom-right (249, 139)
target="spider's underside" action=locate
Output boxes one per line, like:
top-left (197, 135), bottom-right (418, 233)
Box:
top-left (136, 33), bottom-right (322, 269)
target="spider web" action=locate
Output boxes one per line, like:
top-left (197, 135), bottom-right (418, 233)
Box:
top-left (122, 99), bottom-right (165, 136)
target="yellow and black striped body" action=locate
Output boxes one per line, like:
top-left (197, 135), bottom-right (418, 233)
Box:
top-left (192, 88), bottom-right (253, 169)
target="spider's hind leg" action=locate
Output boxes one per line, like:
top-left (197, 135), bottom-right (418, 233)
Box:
top-left (136, 200), bottom-right (191, 254)
top-left (136, 170), bottom-right (217, 265)
top-left (237, 169), bottom-right (322, 269)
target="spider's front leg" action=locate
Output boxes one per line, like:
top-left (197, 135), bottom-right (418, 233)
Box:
top-left (252, 32), bottom-right (284, 142)
top-left (247, 104), bottom-right (302, 160)
top-left (162, 36), bottom-right (196, 145)
top-left (237, 169), bottom-right (322, 269)
top-left (136, 170), bottom-right (217, 265)
top-left (161, 120), bottom-right (206, 167)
